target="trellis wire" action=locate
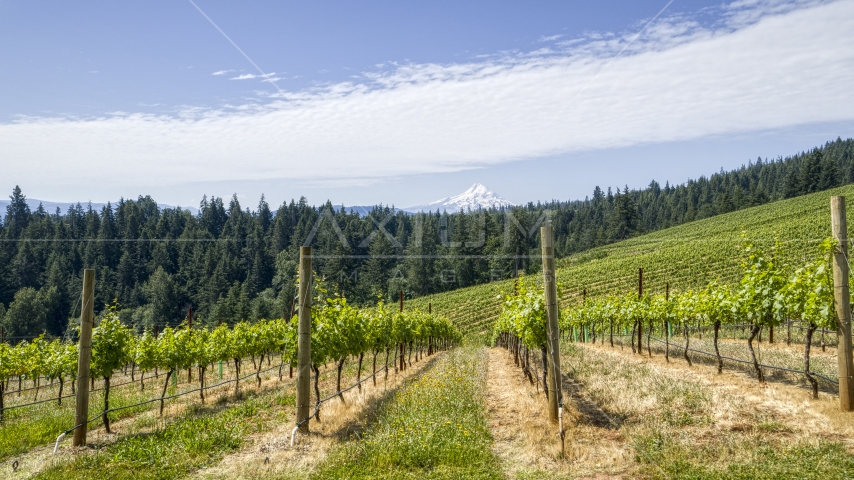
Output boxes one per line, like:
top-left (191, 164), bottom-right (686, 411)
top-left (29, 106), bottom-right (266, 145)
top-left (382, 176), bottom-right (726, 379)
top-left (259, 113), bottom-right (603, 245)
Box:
top-left (603, 333), bottom-right (839, 385)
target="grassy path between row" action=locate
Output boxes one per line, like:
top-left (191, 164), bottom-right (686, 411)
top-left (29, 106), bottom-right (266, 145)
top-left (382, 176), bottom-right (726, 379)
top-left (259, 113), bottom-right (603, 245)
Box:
top-left (16, 349), bottom-right (445, 480)
top-left (559, 341), bottom-right (854, 479)
top-left (23, 338), bottom-right (849, 480)
top-left (31, 386), bottom-right (294, 480)
top-left (311, 345), bottom-right (502, 479)
top-left (0, 357), bottom-right (283, 464)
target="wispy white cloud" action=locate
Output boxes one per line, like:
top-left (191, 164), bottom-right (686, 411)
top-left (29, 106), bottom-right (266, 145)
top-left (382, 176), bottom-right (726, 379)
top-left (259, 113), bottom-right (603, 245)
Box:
top-left (2, 0), bottom-right (853, 190)
top-left (212, 69), bottom-right (234, 75)
top-left (230, 72), bottom-right (277, 80)
top-left (538, 34), bottom-right (563, 42)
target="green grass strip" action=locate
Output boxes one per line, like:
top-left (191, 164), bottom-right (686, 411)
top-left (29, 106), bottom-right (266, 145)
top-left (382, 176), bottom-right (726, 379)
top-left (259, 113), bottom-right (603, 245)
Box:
top-left (34, 388), bottom-right (294, 480)
top-left (0, 383), bottom-right (168, 462)
top-left (312, 346), bottom-right (502, 480)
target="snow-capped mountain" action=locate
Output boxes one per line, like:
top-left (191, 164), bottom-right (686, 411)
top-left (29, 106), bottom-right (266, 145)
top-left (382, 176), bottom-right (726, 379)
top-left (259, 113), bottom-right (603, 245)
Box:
top-left (404, 183), bottom-right (514, 213)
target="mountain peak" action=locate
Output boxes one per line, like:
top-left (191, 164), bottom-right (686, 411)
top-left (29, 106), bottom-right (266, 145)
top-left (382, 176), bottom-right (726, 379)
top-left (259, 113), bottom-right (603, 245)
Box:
top-left (463, 183), bottom-right (489, 195)
top-left (404, 183), bottom-right (514, 213)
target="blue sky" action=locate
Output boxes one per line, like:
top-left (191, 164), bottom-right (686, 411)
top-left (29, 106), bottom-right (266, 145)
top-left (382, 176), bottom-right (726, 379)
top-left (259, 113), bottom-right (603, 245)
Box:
top-left (1, 0), bottom-right (853, 210)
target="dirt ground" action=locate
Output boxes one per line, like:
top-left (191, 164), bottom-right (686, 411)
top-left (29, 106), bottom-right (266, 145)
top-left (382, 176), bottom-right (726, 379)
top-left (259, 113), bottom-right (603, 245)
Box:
top-left (484, 347), bottom-right (631, 479)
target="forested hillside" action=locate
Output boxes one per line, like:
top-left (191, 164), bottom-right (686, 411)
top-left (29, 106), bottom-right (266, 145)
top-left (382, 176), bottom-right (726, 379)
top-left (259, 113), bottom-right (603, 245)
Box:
top-left (0, 138), bottom-right (852, 339)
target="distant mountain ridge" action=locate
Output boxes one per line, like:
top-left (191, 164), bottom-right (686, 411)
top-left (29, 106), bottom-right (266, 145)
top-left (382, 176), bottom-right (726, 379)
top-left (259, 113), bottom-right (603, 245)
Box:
top-left (0, 198), bottom-right (199, 215)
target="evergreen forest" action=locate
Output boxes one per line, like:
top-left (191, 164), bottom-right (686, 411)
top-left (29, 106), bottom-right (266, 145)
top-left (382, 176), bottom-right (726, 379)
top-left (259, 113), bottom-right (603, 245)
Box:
top-left (1, 137), bottom-right (852, 340)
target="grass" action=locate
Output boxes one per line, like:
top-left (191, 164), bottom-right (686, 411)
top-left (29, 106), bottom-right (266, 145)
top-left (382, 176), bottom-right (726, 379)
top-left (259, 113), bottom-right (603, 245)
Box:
top-left (634, 434), bottom-right (854, 479)
top-left (15, 350), bottom-right (436, 479)
top-left (0, 379), bottom-right (165, 462)
top-left (561, 342), bottom-right (713, 429)
top-left (311, 346), bottom-right (502, 480)
top-left (558, 341), bottom-right (854, 479)
top-left (33, 388), bottom-right (295, 480)
top-left (0, 356), bottom-right (291, 463)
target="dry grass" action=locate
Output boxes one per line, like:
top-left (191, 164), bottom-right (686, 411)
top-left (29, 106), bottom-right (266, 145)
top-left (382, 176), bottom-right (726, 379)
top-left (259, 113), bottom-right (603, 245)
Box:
top-left (484, 340), bottom-right (854, 479)
top-left (560, 342), bottom-right (854, 478)
top-left (484, 347), bottom-right (631, 479)
top-left (189, 352), bottom-right (442, 480)
top-left (585, 342), bottom-right (853, 440)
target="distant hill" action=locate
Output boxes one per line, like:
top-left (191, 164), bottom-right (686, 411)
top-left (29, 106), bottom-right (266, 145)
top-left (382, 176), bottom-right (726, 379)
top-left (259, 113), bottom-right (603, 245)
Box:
top-left (0, 198), bottom-right (199, 215)
top-left (343, 205), bottom-right (381, 216)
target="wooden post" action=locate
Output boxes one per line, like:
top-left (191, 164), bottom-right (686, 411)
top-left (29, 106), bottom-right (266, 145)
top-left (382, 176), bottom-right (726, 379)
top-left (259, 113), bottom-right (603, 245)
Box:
top-left (637, 268), bottom-right (643, 354)
top-left (187, 308), bottom-right (193, 383)
top-left (399, 291), bottom-right (405, 371)
top-left (296, 247), bottom-right (312, 432)
top-left (664, 282), bottom-right (671, 361)
top-left (428, 302), bottom-right (431, 314)
top-left (665, 282), bottom-right (670, 338)
top-left (217, 320), bottom-right (224, 378)
top-left (73, 268), bottom-right (95, 447)
top-left (831, 196), bottom-right (854, 411)
top-left (541, 226), bottom-right (562, 423)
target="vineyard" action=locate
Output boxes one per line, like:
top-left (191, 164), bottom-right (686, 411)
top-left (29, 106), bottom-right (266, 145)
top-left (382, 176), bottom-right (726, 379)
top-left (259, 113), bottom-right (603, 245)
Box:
top-left (427, 188), bottom-right (854, 477)
top-left (494, 237), bottom-right (840, 396)
top-left (0, 282), bottom-right (460, 478)
top-left (3, 188), bottom-right (854, 479)
top-left (410, 184), bottom-right (854, 333)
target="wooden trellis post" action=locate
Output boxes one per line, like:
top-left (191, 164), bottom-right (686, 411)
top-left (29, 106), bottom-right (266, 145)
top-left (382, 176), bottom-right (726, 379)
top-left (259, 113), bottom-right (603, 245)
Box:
top-left (399, 290), bottom-right (405, 371)
top-left (637, 268), bottom-right (643, 354)
top-left (73, 268), bottom-right (95, 447)
top-left (188, 308), bottom-right (193, 383)
top-left (830, 196), bottom-right (854, 411)
top-left (296, 247), bottom-right (312, 432)
top-left (541, 225), bottom-right (562, 423)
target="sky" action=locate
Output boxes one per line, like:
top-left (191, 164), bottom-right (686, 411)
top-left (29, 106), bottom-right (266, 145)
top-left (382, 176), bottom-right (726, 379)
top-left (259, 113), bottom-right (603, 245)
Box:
top-left (1, 0), bottom-right (853, 210)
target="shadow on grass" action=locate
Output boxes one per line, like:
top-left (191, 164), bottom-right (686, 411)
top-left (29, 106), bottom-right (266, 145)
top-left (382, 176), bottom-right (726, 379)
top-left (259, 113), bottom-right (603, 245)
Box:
top-left (309, 352), bottom-right (445, 443)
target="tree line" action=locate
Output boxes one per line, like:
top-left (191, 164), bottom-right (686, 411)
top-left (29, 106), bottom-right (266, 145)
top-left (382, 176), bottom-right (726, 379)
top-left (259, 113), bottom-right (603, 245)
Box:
top-left (1, 137), bottom-right (852, 339)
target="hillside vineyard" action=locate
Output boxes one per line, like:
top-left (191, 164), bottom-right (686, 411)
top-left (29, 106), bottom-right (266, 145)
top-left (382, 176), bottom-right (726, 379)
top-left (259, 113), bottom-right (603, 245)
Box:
top-left (0, 139), bottom-right (852, 340)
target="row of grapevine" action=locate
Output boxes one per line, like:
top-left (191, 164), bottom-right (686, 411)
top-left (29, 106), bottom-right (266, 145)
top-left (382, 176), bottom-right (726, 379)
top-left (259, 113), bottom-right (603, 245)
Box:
top-left (493, 237), bottom-right (840, 398)
top-left (491, 278), bottom-right (554, 395)
top-left (562, 238), bottom-right (838, 397)
top-left (0, 297), bottom-right (460, 425)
